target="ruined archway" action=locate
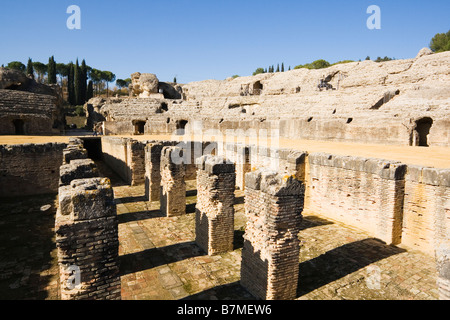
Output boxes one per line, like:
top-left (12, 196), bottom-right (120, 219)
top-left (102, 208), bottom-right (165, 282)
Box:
top-left (133, 120), bottom-right (146, 135)
top-left (176, 120), bottom-right (188, 135)
top-left (12, 119), bottom-right (25, 135)
top-left (414, 117), bottom-right (433, 147)
top-left (252, 81), bottom-right (263, 95)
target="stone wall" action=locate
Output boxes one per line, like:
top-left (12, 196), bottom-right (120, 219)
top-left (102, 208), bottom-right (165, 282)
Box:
top-left (402, 166), bottom-right (450, 255)
top-left (0, 89), bottom-right (59, 135)
top-left (195, 155), bottom-right (236, 255)
top-left (240, 170), bottom-right (305, 300)
top-left (307, 153), bottom-right (407, 245)
top-left (0, 142), bottom-right (66, 197)
top-left (101, 137), bottom-right (146, 185)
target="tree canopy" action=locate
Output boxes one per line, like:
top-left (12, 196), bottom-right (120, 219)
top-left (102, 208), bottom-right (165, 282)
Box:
top-left (252, 68), bottom-right (265, 76)
top-left (7, 61), bottom-right (25, 72)
top-left (430, 30), bottom-right (450, 53)
top-left (294, 59), bottom-right (331, 70)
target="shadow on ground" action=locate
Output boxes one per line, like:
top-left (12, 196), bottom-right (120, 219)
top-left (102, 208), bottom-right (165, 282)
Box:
top-left (0, 194), bottom-right (59, 300)
top-left (118, 209), bottom-right (165, 224)
top-left (120, 241), bottom-right (205, 276)
top-left (182, 281), bottom-right (255, 300)
top-left (296, 238), bottom-right (406, 297)
top-left (299, 215), bottom-right (334, 231)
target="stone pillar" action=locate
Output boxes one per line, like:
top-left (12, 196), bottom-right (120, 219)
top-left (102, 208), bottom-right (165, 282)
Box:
top-left (59, 159), bottom-right (98, 186)
top-left (61, 137), bottom-right (88, 165)
top-left (160, 146), bottom-right (186, 217)
top-left (436, 245), bottom-right (450, 300)
top-left (126, 139), bottom-right (146, 186)
top-left (195, 155), bottom-right (236, 255)
top-left (235, 143), bottom-right (251, 190)
top-left (240, 170), bottom-right (304, 300)
top-left (55, 177), bottom-right (121, 300)
top-left (145, 142), bottom-right (165, 202)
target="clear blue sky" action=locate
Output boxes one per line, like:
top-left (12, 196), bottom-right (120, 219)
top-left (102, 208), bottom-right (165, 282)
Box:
top-left (1, 0), bottom-right (449, 84)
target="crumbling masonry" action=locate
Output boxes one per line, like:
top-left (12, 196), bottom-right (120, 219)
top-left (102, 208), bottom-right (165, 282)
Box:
top-left (55, 140), bottom-right (121, 300)
top-left (160, 146), bottom-right (186, 217)
top-left (195, 155), bottom-right (236, 255)
top-left (240, 170), bottom-right (305, 300)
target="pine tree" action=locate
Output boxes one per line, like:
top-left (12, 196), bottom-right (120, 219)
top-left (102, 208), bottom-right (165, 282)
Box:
top-left (68, 62), bottom-right (75, 105)
top-left (48, 56), bottom-right (57, 84)
top-left (86, 80), bottom-right (94, 101)
top-left (26, 58), bottom-right (34, 79)
top-left (173, 77), bottom-right (177, 84)
top-left (80, 59), bottom-right (88, 104)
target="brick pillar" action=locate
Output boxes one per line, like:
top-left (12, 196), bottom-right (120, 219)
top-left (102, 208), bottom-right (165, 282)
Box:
top-left (195, 155), bottom-right (236, 255)
top-left (126, 140), bottom-right (146, 186)
top-left (145, 142), bottom-right (165, 202)
top-left (436, 246), bottom-right (450, 300)
top-left (160, 146), bottom-right (186, 217)
top-left (240, 170), bottom-right (304, 300)
top-left (56, 177), bottom-right (121, 300)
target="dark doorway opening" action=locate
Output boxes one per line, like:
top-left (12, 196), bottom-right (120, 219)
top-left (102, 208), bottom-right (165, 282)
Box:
top-left (81, 137), bottom-right (103, 160)
top-left (12, 119), bottom-right (25, 135)
top-left (176, 120), bottom-right (188, 135)
top-left (253, 81), bottom-right (263, 95)
top-left (133, 121), bottom-right (146, 135)
top-left (414, 117), bottom-right (433, 147)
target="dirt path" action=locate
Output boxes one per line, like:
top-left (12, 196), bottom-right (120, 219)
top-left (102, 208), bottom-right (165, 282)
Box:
top-left (1, 134), bottom-right (449, 168)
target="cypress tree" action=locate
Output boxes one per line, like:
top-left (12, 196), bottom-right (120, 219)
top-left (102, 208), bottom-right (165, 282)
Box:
top-left (80, 59), bottom-right (88, 104)
top-left (48, 56), bottom-right (57, 84)
top-left (276, 64), bottom-right (280, 72)
top-left (26, 58), bottom-right (34, 79)
top-left (74, 59), bottom-right (82, 105)
top-left (68, 62), bottom-right (75, 105)
top-left (86, 80), bottom-right (94, 101)
top-left (281, 63), bottom-right (284, 72)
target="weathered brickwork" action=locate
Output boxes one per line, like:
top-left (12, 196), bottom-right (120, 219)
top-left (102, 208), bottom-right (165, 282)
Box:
top-left (0, 89), bottom-right (58, 135)
top-left (101, 137), bottom-right (147, 185)
top-left (126, 139), bottom-right (146, 186)
top-left (195, 155), bottom-right (236, 255)
top-left (241, 170), bottom-right (305, 300)
top-left (436, 246), bottom-right (450, 300)
top-left (0, 143), bottom-right (66, 197)
top-left (160, 146), bottom-right (186, 217)
top-left (144, 141), bottom-right (177, 201)
top-left (55, 177), bottom-right (120, 300)
top-left (307, 153), bottom-right (407, 245)
top-left (62, 138), bottom-right (88, 165)
top-left (59, 159), bottom-right (99, 186)
top-left (402, 166), bottom-right (450, 255)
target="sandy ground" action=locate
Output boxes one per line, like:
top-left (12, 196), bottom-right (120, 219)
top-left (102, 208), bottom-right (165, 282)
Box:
top-left (1, 134), bottom-right (449, 169)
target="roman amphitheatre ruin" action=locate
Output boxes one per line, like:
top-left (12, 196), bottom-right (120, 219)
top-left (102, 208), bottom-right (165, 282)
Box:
top-left (0, 47), bottom-right (449, 300)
